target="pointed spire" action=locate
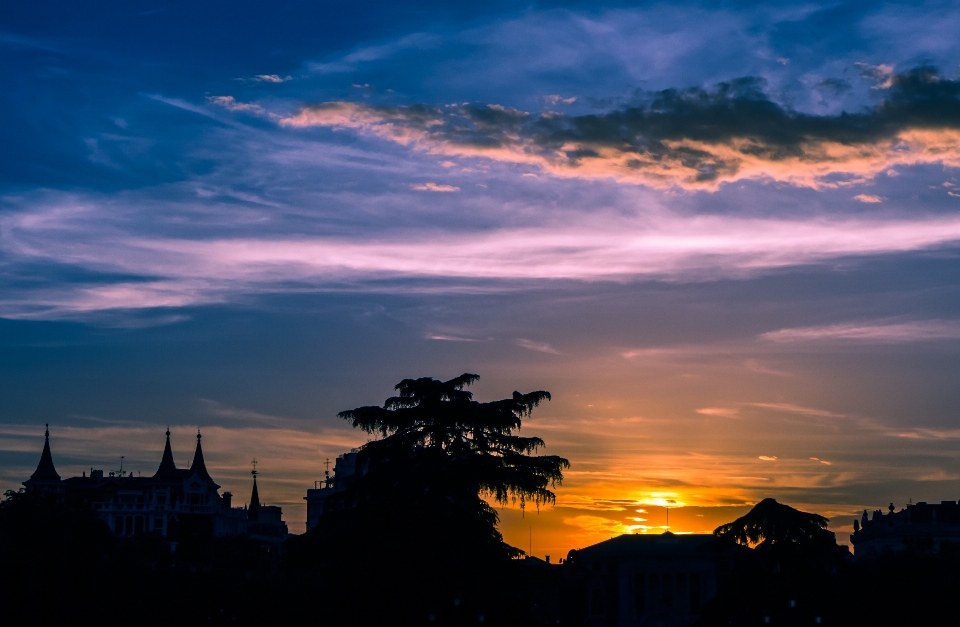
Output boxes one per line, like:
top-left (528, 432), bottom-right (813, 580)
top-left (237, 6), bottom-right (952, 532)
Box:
top-left (153, 427), bottom-right (178, 479)
top-left (190, 428), bottom-right (213, 482)
top-left (29, 424), bottom-right (61, 482)
top-left (248, 459), bottom-right (261, 521)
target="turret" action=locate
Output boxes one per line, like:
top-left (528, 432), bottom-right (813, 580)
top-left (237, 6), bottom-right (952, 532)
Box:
top-left (248, 458), bottom-right (261, 521)
top-left (153, 428), bottom-right (178, 479)
top-left (190, 429), bottom-right (218, 487)
top-left (23, 425), bottom-right (62, 494)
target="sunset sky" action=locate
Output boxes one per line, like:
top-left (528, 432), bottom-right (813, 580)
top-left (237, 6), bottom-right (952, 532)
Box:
top-left (4, 0), bottom-right (960, 559)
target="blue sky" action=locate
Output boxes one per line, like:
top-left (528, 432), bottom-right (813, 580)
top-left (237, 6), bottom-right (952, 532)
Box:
top-left (4, 0), bottom-right (960, 555)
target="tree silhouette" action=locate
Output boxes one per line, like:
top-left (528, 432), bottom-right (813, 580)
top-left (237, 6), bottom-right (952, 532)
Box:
top-left (284, 374), bottom-right (570, 624)
top-left (713, 497), bottom-right (832, 548)
top-left (699, 498), bottom-right (844, 626)
top-left (338, 373), bottom-right (569, 516)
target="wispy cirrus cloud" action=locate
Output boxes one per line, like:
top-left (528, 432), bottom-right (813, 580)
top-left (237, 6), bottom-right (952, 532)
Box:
top-left (747, 403), bottom-right (848, 419)
top-left (515, 338), bottom-right (561, 354)
top-left (278, 68), bottom-right (960, 191)
top-left (412, 182), bottom-right (460, 192)
top-left (761, 320), bottom-right (960, 343)
top-left (252, 74), bottom-right (292, 83)
top-left (307, 32), bottom-right (442, 74)
top-left (207, 95), bottom-right (280, 119)
top-left (425, 333), bottom-right (485, 342)
top-left (8, 196), bottom-right (960, 317)
top-left (696, 403), bottom-right (847, 420)
top-left (696, 407), bottom-right (741, 418)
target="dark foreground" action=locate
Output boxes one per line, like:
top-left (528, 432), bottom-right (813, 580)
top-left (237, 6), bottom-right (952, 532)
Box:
top-left (3, 491), bottom-right (960, 626)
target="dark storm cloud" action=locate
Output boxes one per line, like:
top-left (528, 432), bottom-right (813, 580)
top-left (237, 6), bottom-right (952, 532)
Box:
top-left (278, 67), bottom-right (960, 190)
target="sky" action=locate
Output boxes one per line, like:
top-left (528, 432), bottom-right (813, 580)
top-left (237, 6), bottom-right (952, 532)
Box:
top-left (3, 0), bottom-right (960, 558)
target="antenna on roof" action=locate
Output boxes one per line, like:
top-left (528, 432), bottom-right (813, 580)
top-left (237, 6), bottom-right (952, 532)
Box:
top-left (665, 499), bottom-right (677, 530)
top-left (251, 458), bottom-right (258, 477)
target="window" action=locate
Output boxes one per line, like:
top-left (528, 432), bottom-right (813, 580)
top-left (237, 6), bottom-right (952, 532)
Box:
top-left (590, 589), bottom-right (605, 616)
top-left (634, 574), bottom-right (645, 613)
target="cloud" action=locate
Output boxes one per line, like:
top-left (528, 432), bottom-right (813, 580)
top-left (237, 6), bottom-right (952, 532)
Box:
top-left (563, 514), bottom-right (640, 536)
top-left (279, 67), bottom-right (960, 191)
top-left (515, 338), bottom-right (561, 354)
top-left (307, 32), bottom-right (441, 74)
top-left (759, 456), bottom-right (778, 461)
top-left (544, 95), bottom-right (577, 105)
top-left (253, 74), bottom-right (292, 83)
top-left (425, 334), bottom-right (484, 342)
top-left (11, 195), bottom-right (960, 317)
top-left (698, 403), bottom-right (847, 420)
top-left (891, 428), bottom-right (960, 440)
top-left (207, 95), bottom-right (267, 116)
top-left (696, 407), bottom-right (740, 418)
top-left (761, 320), bottom-right (960, 343)
top-left (411, 182), bottom-right (460, 192)
top-left (199, 399), bottom-right (301, 429)
top-left (743, 359), bottom-right (791, 377)
top-left (815, 78), bottom-right (851, 96)
top-left (854, 194), bottom-right (883, 203)
top-left (856, 62), bottom-right (895, 89)
top-left (746, 403), bottom-right (847, 419)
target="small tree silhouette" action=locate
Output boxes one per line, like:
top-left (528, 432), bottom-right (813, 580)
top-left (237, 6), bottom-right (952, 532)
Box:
top-left (713, 497), bottom-right (832, 549)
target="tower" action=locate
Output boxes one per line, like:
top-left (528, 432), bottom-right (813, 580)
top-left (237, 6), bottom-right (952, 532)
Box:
top-left (248, 458), bottom-right (261, 522)
top-left (190, 429), bottom-right (215, 484)
top-left (153, 428), bottom-right (178, 479)
top-left (23, 424), bottom-right (62, 495)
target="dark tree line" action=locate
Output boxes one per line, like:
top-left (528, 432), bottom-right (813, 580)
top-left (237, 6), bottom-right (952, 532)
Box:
top-left (0, 374), bottom-right (569, 626)
top-left (7, 375), bottom-right (960, 626)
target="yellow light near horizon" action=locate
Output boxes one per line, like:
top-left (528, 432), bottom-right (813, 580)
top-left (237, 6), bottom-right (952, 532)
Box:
top-left (636, 494), bottom-right (686, 508)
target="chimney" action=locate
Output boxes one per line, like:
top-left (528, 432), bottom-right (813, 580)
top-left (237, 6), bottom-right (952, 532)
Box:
top-left (546, 555), bottom-right (550, 564)
top-left (222, 492), bottom-right (233, 508)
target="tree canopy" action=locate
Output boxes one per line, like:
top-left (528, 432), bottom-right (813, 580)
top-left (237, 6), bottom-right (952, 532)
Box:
top-left (283, 374), bottom-right (571, 624)
top-left (713, 497), bottom-right (833, 549)
top-left (338, 373), bottom-right (569, 512)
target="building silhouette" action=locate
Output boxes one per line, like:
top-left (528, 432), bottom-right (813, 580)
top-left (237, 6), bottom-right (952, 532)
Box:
top-left (304, 449), bottom-right (359, 532)
top-left (851, 500), bottom-right (960, 556)
top-left (568, 531), bottom-right (738, 627)
top-left (246, 461), bottom-right (289, 546)
top-left (23, 426), bottom-right (286, 543)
